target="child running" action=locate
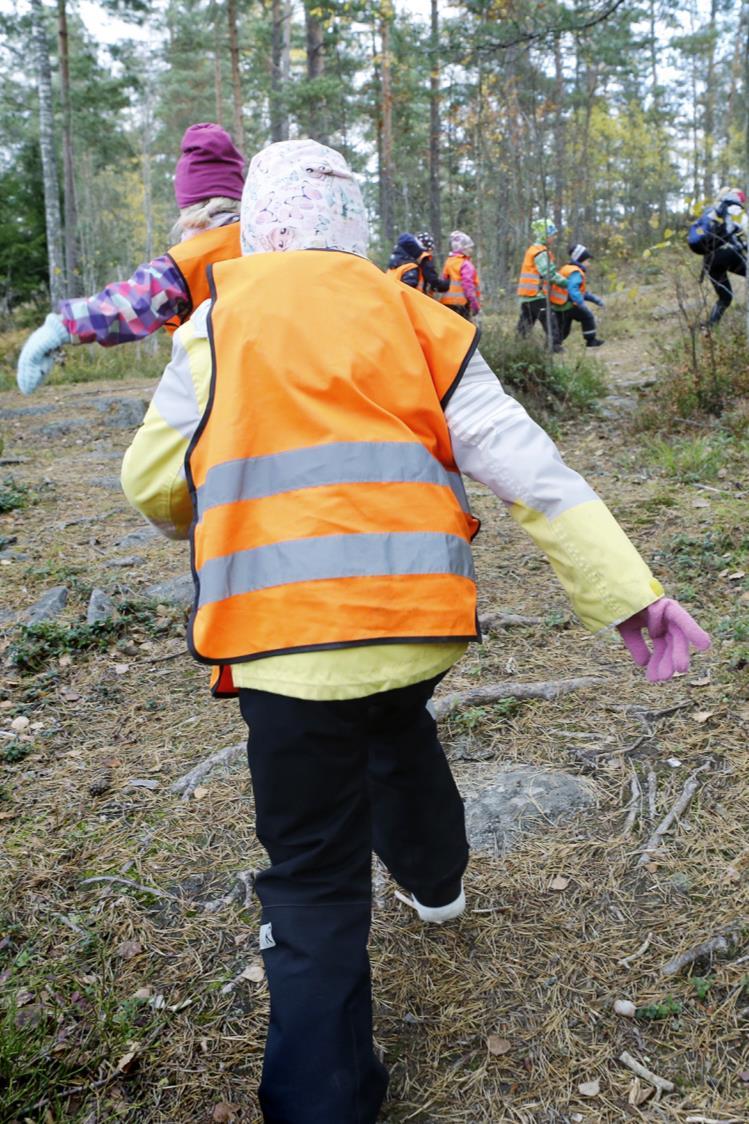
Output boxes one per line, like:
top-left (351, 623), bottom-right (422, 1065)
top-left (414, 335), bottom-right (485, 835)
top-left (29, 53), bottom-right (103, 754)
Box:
top-left (121, 139), bottom-right (709, 1124)
top-left (17, 122), bottom-right (245, 394)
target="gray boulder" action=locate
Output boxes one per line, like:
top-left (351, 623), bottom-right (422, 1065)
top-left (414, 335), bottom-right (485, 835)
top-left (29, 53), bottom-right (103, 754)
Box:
top-left (94, 397), bottom-right (148, 429)
top-left (145, 573), bottom-right (194, 606)
top-left (87, 588), bottom-right (114, 625)
top-left (464, 765), bottom-right (595, 853)
top-left (24, 586), bottom-right (69, 625)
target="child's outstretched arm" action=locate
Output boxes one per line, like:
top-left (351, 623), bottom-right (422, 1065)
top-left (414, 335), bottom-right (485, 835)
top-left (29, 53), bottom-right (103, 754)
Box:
top-left (444, 351), bottom-right (709, 680)
top-left (17, 255), bottom-right (190, 395)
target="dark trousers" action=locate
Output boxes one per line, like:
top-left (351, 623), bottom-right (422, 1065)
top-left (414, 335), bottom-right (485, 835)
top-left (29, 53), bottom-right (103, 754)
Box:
top-left (706, 245), bottom-right (746, 325)
top-left (517, 297), bottom-right (561, 349)
top-left (448, 303), bottom-right (473, 321)
top-left (239, 677), bottom-right (469, 1124)
top-left (559, 303), bottom-right (598, 344)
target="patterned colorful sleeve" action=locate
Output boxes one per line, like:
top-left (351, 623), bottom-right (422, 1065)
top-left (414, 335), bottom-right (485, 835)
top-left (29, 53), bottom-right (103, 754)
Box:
top-left (459, 260), bottom-right (479, 306)
top-left (59, 254), bottom-right (190, 346)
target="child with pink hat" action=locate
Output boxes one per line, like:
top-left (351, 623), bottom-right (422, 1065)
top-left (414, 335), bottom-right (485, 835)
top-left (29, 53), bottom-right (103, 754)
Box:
top-left (17, 123), bottom-right (245, 394)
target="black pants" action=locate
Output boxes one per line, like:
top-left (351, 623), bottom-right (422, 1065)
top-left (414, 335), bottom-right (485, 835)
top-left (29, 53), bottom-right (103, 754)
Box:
top-left (517, 298), bottom-right (561, 349)
top-left (448, 303), bottom-right (473, 321)
top-left (558, 303), bottom-right (598, 344)
top-left (706, 245), bottom-right (747, 325)
top-left (239, 677), bottom-right (469, 1124)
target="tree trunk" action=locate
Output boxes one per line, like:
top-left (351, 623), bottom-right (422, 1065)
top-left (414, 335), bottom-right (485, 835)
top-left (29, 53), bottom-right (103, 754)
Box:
top-left (552, 33), bottom-right (565, 232)
top-left (57, 0), bottom-right (79, 295)
top-left (227, 0), bottom-right (244, 149)
top-left (304, 1), bottom-right (327, 142)
top-left (213, 1), bottom-right (224, 127)
top-left (702, 0), bottom-right (718, 200)
top-left (270, 0), bottom-right (290, 141)
top-left (31, 0), bottom-right (65, 306)
top-left (379, 1), bottom-right (394, 244)
top-left (428, 0), bottom-right (442, 251)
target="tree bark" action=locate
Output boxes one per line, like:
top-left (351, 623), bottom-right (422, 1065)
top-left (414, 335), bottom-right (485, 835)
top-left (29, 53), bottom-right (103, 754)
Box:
top-left (57, 0), bottom-right (79, 295)
top-left (31, 0), bottom-right (65, 307)
top-left (379, 0), bottom-right (395, 244)
top-left (428, 0), bottom-right (442, 251)
top-left (702, 0), bottom-right (718, 200)
top-left (552, 33), bottom-right (565, 232)
top-left (270, 0), bottom-right (290, 141)
top-left (304, 1), bottom-right (327, 142)
top-left (227, 0), bottom-right (244, 150)
top-left (213, 0), bottom-right (224, 127)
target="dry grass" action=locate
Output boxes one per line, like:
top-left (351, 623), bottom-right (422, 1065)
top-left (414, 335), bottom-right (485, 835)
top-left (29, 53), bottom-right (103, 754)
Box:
top-left (0, 360), bottom-right (748, 1123)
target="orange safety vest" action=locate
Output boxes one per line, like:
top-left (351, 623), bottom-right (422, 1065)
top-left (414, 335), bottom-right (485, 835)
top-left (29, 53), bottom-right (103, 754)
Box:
top-left (440, 254), bottom-right (480, 306)
top-left (550, 263), bottom-right (584, 307)
top-left (387, 251), bottom-right (431, 291)
top-left (186, 250), bottom-right (481, 697)
top-left (164, 221), bottom-right (241, 332)
top-left (516, 242), bottom-right (552, 299)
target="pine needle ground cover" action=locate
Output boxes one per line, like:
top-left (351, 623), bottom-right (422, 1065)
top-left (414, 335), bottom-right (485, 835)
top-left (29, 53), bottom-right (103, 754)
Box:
top-left (0, 351), bottom-right (747, 1122)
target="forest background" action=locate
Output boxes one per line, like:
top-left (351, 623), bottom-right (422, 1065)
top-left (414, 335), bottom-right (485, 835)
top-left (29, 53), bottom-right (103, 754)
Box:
top-left (1, 0), bottom-right (748, 316)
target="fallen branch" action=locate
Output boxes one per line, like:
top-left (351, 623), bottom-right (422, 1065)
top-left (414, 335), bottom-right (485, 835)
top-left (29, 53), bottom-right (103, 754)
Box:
top-left (636, 764), bottom-right (711, 868)
top-left (79, 875), bottom-right (178, 902)
top-left (169, 742), bottom-right (245, 799)
top-left (661, 923), bottom-right (745, 978)
top-left (618, 1051), bottom-right (674, 1100)
top-left (621, 769), bottom-right (641, 835)
top-left (431, 677), bottom-right (603, 720)
top-left (618, 931), bottom-right (653, 968)
top-left (646, 768), bottom-right (657, 822)
top-left (479, 611), bottom-right (543, 630)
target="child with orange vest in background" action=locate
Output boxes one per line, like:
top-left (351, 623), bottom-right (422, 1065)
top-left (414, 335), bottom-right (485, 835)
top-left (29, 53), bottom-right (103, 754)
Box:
top-left (550, 243), bottom-right (605, 348)
top-left (516, 218), bottom-right (567, 351)
top-left (17, 123), bottom-right (245, 394)
top-left (440, 230), bottom-right (481, 318)
top-left (121, 140), bottom-right (709, 1124)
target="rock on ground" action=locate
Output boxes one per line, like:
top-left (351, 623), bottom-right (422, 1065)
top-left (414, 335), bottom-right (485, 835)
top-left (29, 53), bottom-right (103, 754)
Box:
top-left (24, 586), bottom-right (69, 625)
top-left (145, 573), bottom-right (194, 606)
top-left (463, 765), bottom-right (595, 853)
top-left (93, 397), bottom-right (148, 429)
top-left (87, 588), bottom-right (114, 625)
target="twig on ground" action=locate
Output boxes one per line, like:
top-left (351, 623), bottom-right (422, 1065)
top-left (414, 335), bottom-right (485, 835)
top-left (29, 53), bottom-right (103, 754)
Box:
top-left (202, 869), bottom-right (257, 913)
top-left (661, 923), bottom-right (745, 978)
top-left (431, 677), bottom-right (603, 720)
top-left (618, 1051), bottom-right (674, 1100)
top-left (685, 1117), bottom-right (745, 1123)
top-left (169, 742), bottom-right (245, 799)
top-left (618, 931), bottom-right (653, 968)
top-left (621, 769), bottom-right (641, 835)
top-left (637, 764), bottom-right (712, 868)
top-left (479, 611), bottom-right (546, 631)
top-left (647, 768), bottom-right (658, 821)
top-left (79, 875), bottom-right (178, 902)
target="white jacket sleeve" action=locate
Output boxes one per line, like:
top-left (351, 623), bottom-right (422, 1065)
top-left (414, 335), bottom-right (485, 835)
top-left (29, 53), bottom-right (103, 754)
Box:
top-left (444, 351), bottom-right (663, 630)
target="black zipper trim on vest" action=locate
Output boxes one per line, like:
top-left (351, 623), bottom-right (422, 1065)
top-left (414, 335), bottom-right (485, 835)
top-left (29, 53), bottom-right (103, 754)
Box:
top-left (440, 323), bottom-right (480, 410)
top-left (184, 263), bottom-right (221, 667)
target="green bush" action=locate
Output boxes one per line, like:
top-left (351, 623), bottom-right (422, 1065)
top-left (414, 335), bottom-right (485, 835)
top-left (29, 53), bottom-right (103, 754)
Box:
top-left (639, 320), bottom-right (749, 431)
top-left (478, 320), bottom-right (607, 427)
top-left (0, 476), bottom-right (32, 514)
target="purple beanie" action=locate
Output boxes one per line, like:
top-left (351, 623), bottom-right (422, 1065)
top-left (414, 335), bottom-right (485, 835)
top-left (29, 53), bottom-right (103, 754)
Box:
top-left (173, 123), bottom-right (245, 208)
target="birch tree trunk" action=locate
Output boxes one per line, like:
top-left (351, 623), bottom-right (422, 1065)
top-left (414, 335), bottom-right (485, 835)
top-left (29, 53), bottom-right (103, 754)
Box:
top-left (702, 0), bottom-right (718, 200)
top-left (227, 0), bottom-right (244, 149)
top-left (429, 0), bottom-right (442, 251)
top-left (552, 33), bottom-right (565, 232)
top-left (31, 0), bottom-right (65, 306)
top-left (57, 0), bottom-right (79, 295)
top-left (379, 0), bottom-right (395, 244)
top-left (270, 0), bottom-right (290, 141)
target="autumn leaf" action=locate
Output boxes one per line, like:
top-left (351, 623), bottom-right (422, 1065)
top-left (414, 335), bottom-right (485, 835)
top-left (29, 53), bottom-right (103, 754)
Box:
top-left (550, 875), bottom-right (570, 891)
top-left (578, 1078), bottom-right (600, 1097)
top-left (486, 1034), bottom-right (511, 1056)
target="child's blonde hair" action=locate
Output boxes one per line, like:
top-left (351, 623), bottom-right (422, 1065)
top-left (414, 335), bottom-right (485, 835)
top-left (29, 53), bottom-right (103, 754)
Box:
top-left (170, 196), bottom-right (241, 244)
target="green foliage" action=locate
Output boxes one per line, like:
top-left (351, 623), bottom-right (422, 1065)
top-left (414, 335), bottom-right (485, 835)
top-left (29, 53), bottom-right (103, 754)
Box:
top-left (690, 976), bottom-right (713, 1001)
top-left (10, 598), bottom-right (176, 674)
top-left (635, 996), bottom-right (683, 1020)
top-left (478, 321), bottom-right (607, 426)
top-left (0, 476), bottom-right (32, 514)
top-left (0, 143), bottom-right (48, 310)
top-left (644, 435), bottom-right (729, 482)
top-left (0, 742), bottom-right (31, 765)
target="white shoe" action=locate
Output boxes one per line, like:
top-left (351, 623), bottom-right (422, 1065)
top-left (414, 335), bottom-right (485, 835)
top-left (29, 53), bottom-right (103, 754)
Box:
top-left (394, 884), bottom-right (465, 923)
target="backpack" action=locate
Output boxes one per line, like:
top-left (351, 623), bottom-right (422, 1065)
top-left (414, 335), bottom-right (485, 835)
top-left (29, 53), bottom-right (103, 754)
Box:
top-left (687, 218), bottom-right (709, 256)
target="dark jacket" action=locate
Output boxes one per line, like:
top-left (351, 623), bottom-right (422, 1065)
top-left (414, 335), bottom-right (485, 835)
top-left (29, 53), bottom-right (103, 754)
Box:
top-left (387, 233), bottom-right (449, 293)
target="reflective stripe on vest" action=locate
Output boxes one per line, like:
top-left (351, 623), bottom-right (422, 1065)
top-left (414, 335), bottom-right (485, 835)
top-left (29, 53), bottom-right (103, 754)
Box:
top-left (164, 221), bottom-right (241, 333)
top-left (195, 441), bottom-right (472, 517)
top-left (440, 254), bottom-right (468, 305)
top-left (516, 243), bottom-right (549, 298)
top-left (186, 249), bottom-right (480, 682)
top-left (550, 262), bottom-right (584, 307)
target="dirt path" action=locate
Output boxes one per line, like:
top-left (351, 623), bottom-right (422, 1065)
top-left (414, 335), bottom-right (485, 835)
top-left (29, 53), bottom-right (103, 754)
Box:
top-left (0, 340), bottom-right (747, 1122)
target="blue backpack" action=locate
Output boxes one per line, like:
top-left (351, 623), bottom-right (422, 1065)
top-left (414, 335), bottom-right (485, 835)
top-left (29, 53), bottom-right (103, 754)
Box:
top-left (687, 216), bottom-right (710, 255)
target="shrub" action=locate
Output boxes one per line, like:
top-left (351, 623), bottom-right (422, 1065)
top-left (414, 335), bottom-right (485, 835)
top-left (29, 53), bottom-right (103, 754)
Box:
top-left (0, 476), bottom-right (32, 514)
top-left (478, 320), bottom-right (607, 427)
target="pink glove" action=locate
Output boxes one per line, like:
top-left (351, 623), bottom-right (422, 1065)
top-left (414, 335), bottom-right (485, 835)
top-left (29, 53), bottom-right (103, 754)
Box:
top-left (617, 597), bottom-right (711, 682)
top-left (470, 301), bottom-right (480, 316)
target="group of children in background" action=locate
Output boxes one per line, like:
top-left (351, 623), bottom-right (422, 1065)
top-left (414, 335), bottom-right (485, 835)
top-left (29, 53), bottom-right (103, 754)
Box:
top-left (14, 124), bottom-right (713, 1124)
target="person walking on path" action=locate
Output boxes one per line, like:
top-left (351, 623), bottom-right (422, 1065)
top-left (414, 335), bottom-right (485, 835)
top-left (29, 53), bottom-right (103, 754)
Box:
top-left (17, 123), bottom-right (245, 395)
top-left (386, 232), bottom-right (449, 295)
top-left (551, 243), bottom-right (605, 348)
top-left (687, 186), bottom-right (747, 327)
top-left (440, 230), bottom-right (481, 319)
top-left (516, 218), bottom-right (568, 350)
top-left (121, 138), bottom-right (710, 1124)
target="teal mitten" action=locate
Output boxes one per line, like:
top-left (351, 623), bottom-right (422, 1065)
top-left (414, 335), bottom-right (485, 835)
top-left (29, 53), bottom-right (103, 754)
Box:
top-left (17, 313), bottom-right (71, 395)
